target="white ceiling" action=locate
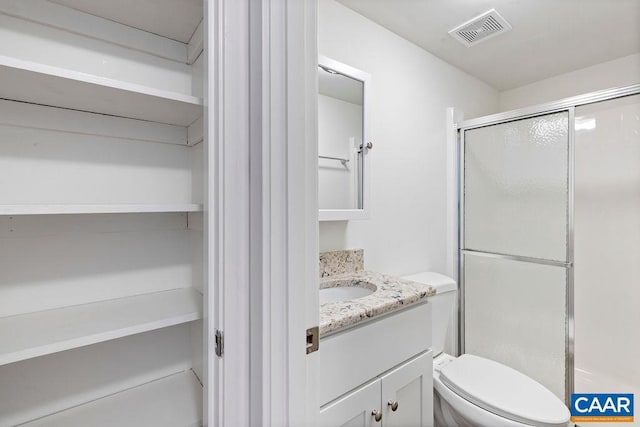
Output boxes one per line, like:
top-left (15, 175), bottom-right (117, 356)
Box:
top-left (51, 0), bottom-right (202, 43)
top-left (336, 0), bottom-right (640, 90)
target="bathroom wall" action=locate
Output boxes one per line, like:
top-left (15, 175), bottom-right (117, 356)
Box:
top-left (318, 0), bottom-right (499, 276)
top-left (499, 53), bottom-right (640, 111)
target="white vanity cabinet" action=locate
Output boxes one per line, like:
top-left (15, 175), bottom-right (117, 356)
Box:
top-left (320, 351), bottom-right (433, 427)
top-left (319, 302), bottom-right (434, 427)
top-left (320, 377), bottom-right (381, 427)
top-left (381, 351), bottom-right (433, 427)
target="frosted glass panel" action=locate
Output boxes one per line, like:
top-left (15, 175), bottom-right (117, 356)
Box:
top-left (575, 94), bottom-right (640, 398)
top-left (464, 254), bottom-right (566, 400)
top-left (464, 112), bottom-right (569, 261)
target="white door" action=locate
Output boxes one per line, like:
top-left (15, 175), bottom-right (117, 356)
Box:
top-left (380, 352), bottom-right (434, 427)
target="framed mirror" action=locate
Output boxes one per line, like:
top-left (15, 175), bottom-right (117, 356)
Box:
top-left (318, 56), bottom-right (372, 221)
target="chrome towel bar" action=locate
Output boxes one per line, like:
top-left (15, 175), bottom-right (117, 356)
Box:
top-left (319, 155), bottom-right (349, 164)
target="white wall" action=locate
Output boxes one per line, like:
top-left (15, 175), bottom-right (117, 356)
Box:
top-left (499, 53), bottom-right (640, 111)
top-left (318, 0), bottom-right (499, 276)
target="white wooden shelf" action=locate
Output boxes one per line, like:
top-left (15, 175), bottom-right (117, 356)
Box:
top-left (0, 204), bottom-right (203, 216)
top-left (22, 370), bottom-right (203, 427)
top-left (0, 55), bottom-right (203, 126)
top-left (0, 288), bottom-right (202, 366)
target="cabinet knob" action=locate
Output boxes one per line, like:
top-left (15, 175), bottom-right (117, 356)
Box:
top-left (388, 400), bottom-right (399, 411)
top-left (371, 409), bottom-right (383, 422)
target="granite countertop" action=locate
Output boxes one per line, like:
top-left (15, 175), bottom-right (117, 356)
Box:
top-left (319, 270), bottom-right (436, 337)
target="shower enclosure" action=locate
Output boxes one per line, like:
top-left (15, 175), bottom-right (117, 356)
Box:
top-left (456, 84), bottom-right (640, 409)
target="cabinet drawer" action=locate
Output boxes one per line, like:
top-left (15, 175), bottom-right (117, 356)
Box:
top-left (319, 302), bottom-right (431, 406)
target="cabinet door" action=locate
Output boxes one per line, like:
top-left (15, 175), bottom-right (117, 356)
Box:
top-left (381, 351), bottom-right (433, 427)
top-left (319, 380), bottom-right (381, 427)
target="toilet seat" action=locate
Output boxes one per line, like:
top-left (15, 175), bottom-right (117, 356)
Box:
top-left (439, 354), bottom-right (570, 427)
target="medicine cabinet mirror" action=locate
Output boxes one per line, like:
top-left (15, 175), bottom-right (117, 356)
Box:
top-left (318, 55), bottom-right (372, 221)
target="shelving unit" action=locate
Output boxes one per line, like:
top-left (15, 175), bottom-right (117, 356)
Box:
top-left (22, 370), bottom-right (203, 427)
top-left (0, 1), bottom-right (208, 425)
top-left (0, 55), bottom-right (203, 126)
top-left (0, 288), bottom-right (202, 366)
top-left (0, 204), bottom-right (203, 216)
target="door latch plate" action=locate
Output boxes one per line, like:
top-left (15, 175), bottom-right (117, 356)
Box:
top-left (306, 326), bottom-right (319, 354)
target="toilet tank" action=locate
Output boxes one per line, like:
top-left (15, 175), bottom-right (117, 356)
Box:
top-left (402, 272), bottom-right (457, 356)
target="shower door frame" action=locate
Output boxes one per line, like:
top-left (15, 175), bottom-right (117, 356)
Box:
top-left (455, 83), bottom-right (640, 403)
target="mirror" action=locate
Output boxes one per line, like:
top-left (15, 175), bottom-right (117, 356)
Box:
top-left (318, 56), bottom-right (372, 221)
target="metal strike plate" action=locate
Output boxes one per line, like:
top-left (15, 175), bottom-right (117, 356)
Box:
top-left (306, 326), bottom-right (319, 354)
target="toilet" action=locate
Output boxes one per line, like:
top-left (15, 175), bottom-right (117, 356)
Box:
top-left (402, 272), bottom-right (571, 427)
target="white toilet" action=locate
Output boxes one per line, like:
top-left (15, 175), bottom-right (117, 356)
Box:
top-left (403, 272), bottom-right (571, 427)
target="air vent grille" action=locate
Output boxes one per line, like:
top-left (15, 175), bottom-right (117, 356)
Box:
top-left (449, 9), bottom-right (512, 47)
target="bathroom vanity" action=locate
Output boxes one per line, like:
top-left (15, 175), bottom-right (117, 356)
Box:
top-left (318, 250), bottom-right (436, 426)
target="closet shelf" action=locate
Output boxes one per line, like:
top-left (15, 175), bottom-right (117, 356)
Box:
top-left (0, 203), bottom-right (203, 215)
top-left (22, 370), bottom-right (202, 427)
top-left (0, 288), bottom-right (202, 366)
top-left (0, 55), bottom-right (203, 126)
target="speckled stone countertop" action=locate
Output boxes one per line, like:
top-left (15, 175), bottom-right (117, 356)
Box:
top-left (319, 249), bottom-right (363, 278)
top-left (319, 270), bottom-right (436, 337)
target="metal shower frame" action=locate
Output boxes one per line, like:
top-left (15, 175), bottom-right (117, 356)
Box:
top-left (455, 83), bottom-right (640, 404)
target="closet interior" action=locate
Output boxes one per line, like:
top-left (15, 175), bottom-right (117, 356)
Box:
top-left (0, 1), bottom-right (207, 425)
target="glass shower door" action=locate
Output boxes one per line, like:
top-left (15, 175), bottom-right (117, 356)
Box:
top-left (461, 111), bottom-right (571, 401)
top-left (574, 94), bottom-right (640, 405)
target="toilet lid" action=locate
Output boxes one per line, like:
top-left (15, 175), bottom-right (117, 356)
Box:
top-left (440, 354), bottom-right (570, 426)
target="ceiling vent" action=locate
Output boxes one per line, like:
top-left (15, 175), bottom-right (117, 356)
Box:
top-left (448, 9), bottom-right (512, 47)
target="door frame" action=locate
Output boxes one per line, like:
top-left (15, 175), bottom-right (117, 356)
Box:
top-left (205, 0), bottom-right (319, 425)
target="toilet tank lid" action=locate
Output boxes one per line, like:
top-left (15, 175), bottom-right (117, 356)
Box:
top-left (440, 354), bottom-right (570, 426)
top-left (402, 272), bottom-right (456, 294)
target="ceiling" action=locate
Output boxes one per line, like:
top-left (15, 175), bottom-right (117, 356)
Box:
top-left (336, 0), bottom-right (640, 90)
